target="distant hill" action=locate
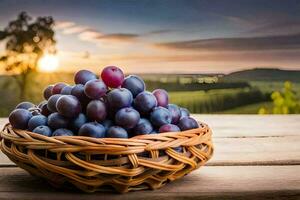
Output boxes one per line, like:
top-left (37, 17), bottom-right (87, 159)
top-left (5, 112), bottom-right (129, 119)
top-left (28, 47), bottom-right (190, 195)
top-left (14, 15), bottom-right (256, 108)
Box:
top-left (222, 68), bottom-right (300, 82)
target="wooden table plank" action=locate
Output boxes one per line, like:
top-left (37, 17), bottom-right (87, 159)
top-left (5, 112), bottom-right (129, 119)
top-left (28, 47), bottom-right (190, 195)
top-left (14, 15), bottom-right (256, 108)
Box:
top-left (0, 166), bottom-right (299, 199)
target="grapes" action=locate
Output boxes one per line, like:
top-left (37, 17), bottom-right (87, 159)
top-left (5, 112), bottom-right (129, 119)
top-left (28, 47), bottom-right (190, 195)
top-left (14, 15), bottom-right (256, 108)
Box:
top-left (9, 109), bottom-right (32, 129)
top-left (122, 75), bottom-right (145, 97)
top-left (102, 119), bottom-right (113, 130)
top-left (74, 70), bottom-right (97, 85)
top-left (134, 91), bottom-right (157, 115)
top-left (106, 126), bottom-right (128, 138)
top-left (32, 125), bottom-right (52, 136)
top-left (71, 84), bottom-right (91, 106)
top-left (178, 117), bottom-right (198, 131)
top-left (107, 88), bottom-right (133, 110)
top-left (133, 118), bottom-right (153, 135)
top-left (150, 107), bottom-right (172, 127)
top-left (16, 102), bottom-right (35, 110)
top-left (43, 85), bottom-right (53, 100)
top-left (159, 124), bottom-right (180, 133)
top-left (84, 79), bottom-right (107, 99)
top-left (115, 107), bottom-right (140, 129)
top-left (47, 113), bottom-right (69, 129)
top-left (180, 107), bottom-right (190, 119)
top-left (70, 113), bottom-right (87, 132)
top-left (152, 89), bottom-right (169, 107)
top-left (101, 66), bottom-right (124, 88)
top-left (60, 85), bottom-right (74, 95)
top-left (52, 83), bottom-right (67, 94)
top-left (40, 102), bottom-right (51, 116)
top-left (167, 104), bottom-right (181, 124)
top-left (86, 100), bottom-right (107, 122)
top-left (28, 115), bottom-right (48, 131)
top-left (47, 94), bottom-right (62, 112)
top-left (56, 95), bottom-right (82, 118)
top-left (78, 122), bottom-right (105, 138)
top-left (52, 128), bottom-right (74, 136)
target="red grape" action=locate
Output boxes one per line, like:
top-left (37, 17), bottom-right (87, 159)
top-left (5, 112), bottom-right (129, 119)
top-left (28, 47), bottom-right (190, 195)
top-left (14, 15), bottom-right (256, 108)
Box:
top-left (152, 89), bottom-right (169, 107)
top-left (52, 83), bottom-right (67, 94)
top-left (101, 66), bottom-right (124, 88)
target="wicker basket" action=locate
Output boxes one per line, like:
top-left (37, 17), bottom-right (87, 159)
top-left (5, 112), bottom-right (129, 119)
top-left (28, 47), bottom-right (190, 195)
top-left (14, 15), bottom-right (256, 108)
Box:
top-left (0, 122), bottom-right (213, 193)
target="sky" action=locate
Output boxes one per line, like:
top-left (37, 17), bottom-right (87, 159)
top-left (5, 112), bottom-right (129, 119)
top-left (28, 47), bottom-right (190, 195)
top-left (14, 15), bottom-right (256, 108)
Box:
top-left (1, 0), bottom-right (300, 74)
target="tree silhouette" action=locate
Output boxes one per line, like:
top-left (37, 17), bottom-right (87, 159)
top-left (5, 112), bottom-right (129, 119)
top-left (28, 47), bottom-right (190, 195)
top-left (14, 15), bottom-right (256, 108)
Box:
top-left (0, 12), bottom-right (56, 100)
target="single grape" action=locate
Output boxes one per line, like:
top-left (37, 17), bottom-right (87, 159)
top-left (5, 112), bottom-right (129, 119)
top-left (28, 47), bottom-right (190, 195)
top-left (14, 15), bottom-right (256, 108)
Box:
top-left (52, 128), bottom-right (74, 136)
top-left (115, 107), bottom-right (140, 129)
top-left (56, 95), bottom-right (82, 118)
top-left (150, 106), bottom-right (172, 127)
top-left (84, 79), bottom-right (107, 99)
top-left (106, 126), bottom-right (128, 138)
top-left (178, 117), bottom-right (199, 131)
top-left (70, 113), bottom-right (87, 133)
top-left (38, 101), bottom-right (47, 109)
top-left (102, 119), bottom-right (113, 130)
top-left (122, 75), bottom-right (145, 97)
top-left (74, 69), bottom-right (97, 85)
top-left (52, 82), bottom-right (67, 94)
top-left (158, 124), bottom-right (180, 133)
top-left (9, 109), bottom-right (33, 129)
top-left (78, 122), bottom-right (105, 138)
top-left (60, 85), bottom-right (74, 95)
top-left (43, 85), bottom-right (54, 100)
top-left (40, 102), bottom-right (51, 116)
top-left (47, 94), bottom-right (62, 112)
top-left (101, 66), bottom-right (124, 88)
top-left (107, 88), bottom-right (133, 110)
top-left (134, 91), bottom-right (157, 115)
top-left (152, 89), bottom-right (169, 107)
top-left (28, 115), bottom-right (48, 131)
top-left (167, 104), bottom-right (181, 124)
top-left (15, 102), bottom-right (35, 110)
top-left (86, 100), bottom-right (107, 122)
top-left (47, 112), bottom-right (69, 130)
top-left (71, 84), bottom-right (91, 106)
top-left (133, 118), bottom-right (153, 135)
top-left (180, 107), bottom-right (190, 119)
top-left (32, 125), bottom-right (52, 136)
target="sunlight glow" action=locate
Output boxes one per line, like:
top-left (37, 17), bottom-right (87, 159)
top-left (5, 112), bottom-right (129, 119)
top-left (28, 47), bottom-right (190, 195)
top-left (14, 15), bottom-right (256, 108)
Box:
top-left (38, 54), bottom-right (59, 72)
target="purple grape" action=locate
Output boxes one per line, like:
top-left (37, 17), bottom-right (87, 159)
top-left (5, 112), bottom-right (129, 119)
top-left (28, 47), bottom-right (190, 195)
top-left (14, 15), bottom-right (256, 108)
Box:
top-left (15, 102), bottom-right (35, 110)
top-left (52, 83), bottom-right (67, 95)
top-left (56, 95), bottom-right (82, 118)
top-left (78, 122), bottom-right (105, 138)
top-left (52, 128), bottom-right (74, 136)
top-left (152, 89), bottom-right (169, 107)
top-left (60, 85), bottom-right (74, 95)
top-left (9, 109), bottom-right (32, 129)
top-left (47, 94), bottom-right (62, 112)
top-left (101, 66), bottom-right (124, 88)
top-left (40, 102), bottom-right (51, 116)
top-left (106, 126), bottom-right (128, 138)
top-left (43, 85), bottom-right (54, 100)
top-left (167, 104), bottom-right (181, 124)
top-left (32, 125), bottom-right (52, 136)
top-left (47, 112), bottom-right (69, 130)
top-left (159, 124), bottom-right (180, 133)
top-left (71, 84), bottom-right (91, 106)
top-left (133, 118), bottom-right (153, 135)
top-left (150, 106), bottom-right (172, 127)
top-left (38, 101), bottom-right (47, 109)
top-left (134, 91), bottom-right (157, 115)
top-left (178, 117), bottom-right (199, 131)
top-left (86, 100), bottom-right (107, 122)
top-left (102, 119), bottom-right (113, 130)
top-left (74, 70), bottom-right (97, 85)
top-left (122, 75), bottom-right (145, 97)
top-left (28, 115), bottom-right (48, 131)
top-left (180, 107), bottom-right (190, 119)
top-left (70, 113), bottom-right (87, 132)
top-left (107, 88), bottom-right (133, 110)
top-left (84, 79), bottom-right (107, 99)
top-left (115, 107), bottom-right (140, 129)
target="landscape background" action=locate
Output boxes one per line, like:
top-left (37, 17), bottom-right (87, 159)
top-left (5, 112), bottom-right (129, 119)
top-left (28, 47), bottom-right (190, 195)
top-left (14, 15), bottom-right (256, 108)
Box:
top-left (0, 0), bottom-right (300, 116)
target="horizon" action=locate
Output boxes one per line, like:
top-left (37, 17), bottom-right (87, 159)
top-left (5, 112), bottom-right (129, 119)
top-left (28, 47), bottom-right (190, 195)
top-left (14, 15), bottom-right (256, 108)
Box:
top-left (1, 0), bottom-right (300, 73)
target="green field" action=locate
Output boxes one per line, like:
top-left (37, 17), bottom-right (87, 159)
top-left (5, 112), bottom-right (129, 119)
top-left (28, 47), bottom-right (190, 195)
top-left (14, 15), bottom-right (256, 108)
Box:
top-left (215, 101), bottom-right (273, 114)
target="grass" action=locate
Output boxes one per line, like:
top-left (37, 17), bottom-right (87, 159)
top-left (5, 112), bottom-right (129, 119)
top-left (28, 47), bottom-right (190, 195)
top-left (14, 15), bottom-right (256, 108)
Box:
top-left (215, 101), bottom-right (273, 114)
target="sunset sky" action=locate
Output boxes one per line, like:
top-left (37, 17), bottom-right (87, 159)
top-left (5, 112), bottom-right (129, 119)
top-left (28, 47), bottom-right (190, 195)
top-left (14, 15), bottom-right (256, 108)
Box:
top-left (1, 0), bottom-right (300, 73)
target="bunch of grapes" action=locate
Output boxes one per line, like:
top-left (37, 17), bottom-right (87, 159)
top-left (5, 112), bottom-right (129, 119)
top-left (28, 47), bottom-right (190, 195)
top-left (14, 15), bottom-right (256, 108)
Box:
top-left (9, 66), bottom-right (199, 138)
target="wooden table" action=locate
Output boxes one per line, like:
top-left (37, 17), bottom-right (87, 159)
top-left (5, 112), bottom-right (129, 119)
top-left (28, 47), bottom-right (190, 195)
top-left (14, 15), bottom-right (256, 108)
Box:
top-left (0, 115), bottom-right (300, 199)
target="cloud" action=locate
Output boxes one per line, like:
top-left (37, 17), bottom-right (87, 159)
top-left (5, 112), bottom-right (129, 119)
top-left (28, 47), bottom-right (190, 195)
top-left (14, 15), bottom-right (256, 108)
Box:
top-left (155, 33), bottom-right (300, 52)
top-left (55, 20), bottom-right (75, 29)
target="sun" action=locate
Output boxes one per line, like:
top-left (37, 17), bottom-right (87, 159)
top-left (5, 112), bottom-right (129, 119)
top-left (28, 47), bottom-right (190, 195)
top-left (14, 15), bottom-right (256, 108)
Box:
top-left (38, 54), bottom-right (59, 72)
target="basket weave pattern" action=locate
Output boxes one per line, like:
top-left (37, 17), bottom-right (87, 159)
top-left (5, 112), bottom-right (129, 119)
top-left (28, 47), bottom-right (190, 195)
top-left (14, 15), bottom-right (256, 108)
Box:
top-left (0, 123), bottom-right (213, 193)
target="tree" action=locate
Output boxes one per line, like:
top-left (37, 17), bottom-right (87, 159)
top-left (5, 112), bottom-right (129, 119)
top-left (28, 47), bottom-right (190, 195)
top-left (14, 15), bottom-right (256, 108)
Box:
top-left (0, 12), bottom-right (56, 100)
